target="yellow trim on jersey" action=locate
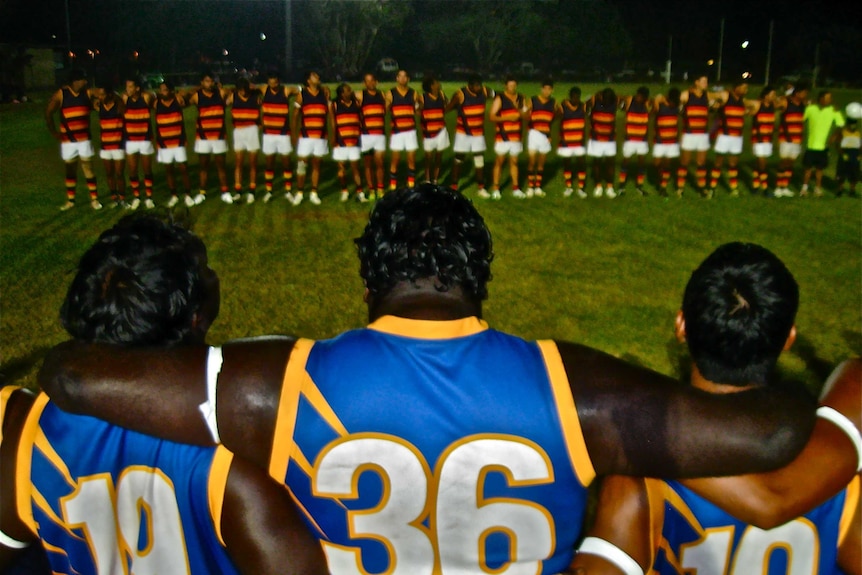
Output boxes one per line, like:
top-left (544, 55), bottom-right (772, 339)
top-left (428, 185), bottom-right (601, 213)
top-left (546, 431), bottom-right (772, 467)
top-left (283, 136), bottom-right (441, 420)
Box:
top-left (643, 478), bottom-right (666, 570)
top-left (0, 385), bottom-right (22, 442)
top-left (537, 340), bottom-right (596, 487)
top-left (33, 429), bottom-right (76, 488)
top-left (287, 486), bottom-right (329, 539)
top-left (16, 393), bottom-right (49, 533)
top-left (368, 315), bottom-right (488, 339)
top-left (209, 446), bottom-right (234, 547)
top-left (838, 475), bottom-right (860, 546)
top-left (301, 379), bottom-right (348, 436)
top-left (269, 338), bottom-right (315, 483)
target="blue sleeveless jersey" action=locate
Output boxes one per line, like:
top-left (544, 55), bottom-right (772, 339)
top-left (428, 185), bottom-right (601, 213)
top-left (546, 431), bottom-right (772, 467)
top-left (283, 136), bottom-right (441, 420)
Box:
top-left (645, 477), bottom-right (859, 575)
top-left (14, 392), bottom-right (240, 575)
top-left (269, 315), bottom-right (595, 574)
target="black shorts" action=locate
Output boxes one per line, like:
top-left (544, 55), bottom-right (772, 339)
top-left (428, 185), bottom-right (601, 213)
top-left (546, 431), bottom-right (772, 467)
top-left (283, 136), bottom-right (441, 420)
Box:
top-left (836, 150), bottom-right (860, 180)
top-left (803, 149), bottom-right (829, 169)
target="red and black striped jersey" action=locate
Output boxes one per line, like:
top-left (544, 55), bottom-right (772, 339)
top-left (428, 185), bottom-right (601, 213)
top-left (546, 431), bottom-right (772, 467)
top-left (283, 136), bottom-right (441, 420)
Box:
top-left (333, 99), bottom-right (361, 147)
top-left (98, 98), bottom-right (124, 150)
top-left (559, 100), bottom-right (586, 147)
top-left (495, 93), bottom-right (524, 142)
top-left (625, 99), bottom-right (649, 142)
top-left (231, 92), bottom-right (260, 129)
top-left (124, 95), bottom-right (152, 141)
top-left (389, 87), bottom-right (417, 134)
top-left (718, 93), bottom-right (745, 137)
top-left (752, 102), bottom-right (776, 144)
top-left (299, 87), bottom-right (328, 139)
top-left (155, 97), bottom-right (186, 149)
top-left (683, 90), bottom-right (709, 134)
top-left (360, 90), bottom-right (386, 136)
top-left (456, 86), bottom-right (489, 137)
top-left (780, 99), bottom-right (805, 144)
top-left (529, 96), bottom-right (555, 135)
top-left (421, 92), bottom-right (446, 138)
top-left (59, 87), bottom-right (92, 143)
top-left (196, 89), bottom-right (226, 141)
top-left (589, 100), bottom-right (616, 142)
top-left (262, 87), bottom-right (290, 136)
top-left (654, 102), bottom-right (680, 144)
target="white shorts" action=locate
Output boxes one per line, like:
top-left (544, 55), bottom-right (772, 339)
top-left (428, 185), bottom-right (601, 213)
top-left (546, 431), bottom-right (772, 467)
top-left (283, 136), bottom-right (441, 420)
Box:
top-left (494, 140), bottom-right (523, 157)
top-left (332, 146), bottom-right (361, 162)
top-left (752, 142), bottom-right (774, 158)
top-left (453, 133), bottom-right (487, 154)
top-left (556, 145), bottom-right (586, 158)
top-left (296, 137), bottom-right (328, 158)
top-left (423, 129), bottom-right (450, 152)
top-left (360, 134), bottom-right (386, 154)
top-left (125, 140), bottom-right (155, 155)
top-left (158, 146), bottom-right (188, 164)
top-left (587, 140), bottom-right (617, 157)
top-left (652, 143), bottom-right (680, 159)
top-left (622, 140), bottom-right (649, 158)
top-left (714, 134), bottom-right (744, 155)
top-left (780, 141), bottom-right (802, 160)
top-left (195, 139), bottom-right (228, 155)
top-left (233, 125), bottom-right (261, 152)
top-left (100, 148), bottom-right (125, 161)
top-left (61, 141), bottom-right (95, 161)
top-left (681, 133), bottom-right (711, 152)
top-left (262, 134), bottom-right (292, 156)
top-left (389, 131), bottom-right (419, 152)
top-left (527, 130), bottom-right (552, 154)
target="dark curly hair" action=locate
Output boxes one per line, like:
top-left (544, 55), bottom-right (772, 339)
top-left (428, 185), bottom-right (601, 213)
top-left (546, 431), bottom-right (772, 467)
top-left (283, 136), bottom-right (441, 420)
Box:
top-left (354, 184), bottom-right (493, 302)
top-left (61, 214), bottom-right (216, 346)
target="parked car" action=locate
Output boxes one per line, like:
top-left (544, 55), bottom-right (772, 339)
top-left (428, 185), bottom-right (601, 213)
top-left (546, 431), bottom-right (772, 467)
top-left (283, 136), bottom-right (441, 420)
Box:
top-left (377, 57), bottom-right (399, 74)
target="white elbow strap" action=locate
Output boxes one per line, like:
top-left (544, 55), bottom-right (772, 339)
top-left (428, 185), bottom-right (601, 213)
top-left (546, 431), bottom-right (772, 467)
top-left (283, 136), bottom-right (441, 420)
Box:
top-left (817, 406), bottom-right (862, 472)
top-left (197, 346), bottom-right (223, 444)
top-left (577, 537), bottom-right (644, 575)
top-left (0, 530), bottom-right (30, 549)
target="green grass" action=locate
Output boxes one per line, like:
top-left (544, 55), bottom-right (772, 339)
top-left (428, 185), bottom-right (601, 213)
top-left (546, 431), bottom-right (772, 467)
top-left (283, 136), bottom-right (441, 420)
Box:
top-left (1, 84), bottom-right (860, 392)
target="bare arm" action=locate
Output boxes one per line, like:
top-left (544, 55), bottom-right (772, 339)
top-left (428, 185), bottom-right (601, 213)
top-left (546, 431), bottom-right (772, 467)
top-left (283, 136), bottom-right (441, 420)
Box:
top-left (683, 358), bottom-right (861, 528)
top-left (444, 90), bottom-right (462, 114)
top-left (560, 341), bottom-right (817, 478)
top-left (221, 455), bottom-right (326, 575)
top-left (488, 95), bottom-right (503, 123)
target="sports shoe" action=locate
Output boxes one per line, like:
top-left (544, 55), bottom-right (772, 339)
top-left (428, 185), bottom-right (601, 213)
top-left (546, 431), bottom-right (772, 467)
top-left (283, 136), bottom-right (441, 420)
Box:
top-left (194, 193), bottom-right (206, 205)
top-left (577, 188), bottom-right (588, 199)
top-left (525, 187), bottom-right (534, 198)
top-left (477, 188), bottom-right (490, 199)
top-left (309, 191), bottom-right (321, 205)
top-left (91, 199), bottom-right (103, 210)
top-left (184, 194), bottom-right (196, 207)
top-left (232, 193), bottom-right (241, 202)
top-left (563, 187), bottom-right (574, 197)
top-left (799, 184), bottom-right (809, 197)
top-left (703, 188), bottom-right (715, 199)
top-left (593, 185), bottom-right (603, 198)
top-left (729, 189), bottom-right (739, 197)
top-left (291, 192), bottom-right (304, 206)
top-left (636, 187), bottom-right (646, 196)
top-left (59, 200), bottom-right (75, 211)
top-left (144, 198), bottom-right (155, 209)
top-left (491, 190), bottom-right (502, 200)
top-left (220, 191), bottom-right (234, 204)
top-left (340, 191), bottom-right (349, 202)
top-left (284, 191), bottom-right (294, 203)
top-left (167, 195), bottom-right (180, 208)
top-left (814, 187), bottom-right (823, 198)
top-left (356, 192), bottom-right (368, 203)
top-left (533, 187), bottom-right (545, 197)
top-left (512, 189), bottom-right (526, 199)
top-left (605, 186), bottom-right (616, 199)
top-left (263, 192), bottom-right (273, 203)
top-left (130, 197), bottom-right (141, 210)
top-left (246, 193), bottom-right (255, 204)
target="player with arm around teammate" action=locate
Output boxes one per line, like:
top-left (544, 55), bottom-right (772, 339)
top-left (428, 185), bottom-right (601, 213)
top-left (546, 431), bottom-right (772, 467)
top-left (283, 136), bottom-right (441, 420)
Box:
top-left (678, 73), bottom-right (720, 197)
top-left (419, 74), bottom-right (449, 186)
top-left (259, 70), bottom-right (301, 203)
top-left (226, 77), bottom-right (262, 204)
top-left (651, 87), bottom-right (682, 197)
top-left (122, 76), bottom-right (156, 209)
top-left (355, 72), bottom-right (387, 200)
top-left (572, 244), bottom-right (861, 575)
top-left (749, 85), bottom-right (779, 196)
top-left (619, 86), bottom-right (652, 196)
top-left (525, 78), bottom-right (556, 197)
top-left (330, 82), bottom-right (366, 203)
top-left (0, 214), bottom-right (325, 575)
top-left (557, 86), bottom-right (589, 198)
top-left (188, 71), bottom-right (232, 204)
top-left (587, 87), bottom-right (620, 198)
top-left (444, 74), bottom-right (494, 197)
top-left (38, 184), bottom-right (821, 575)
top-left (94, 80), bottom-right (126, 207)
top-left (708, 80), bottom-right (759, 197)
top-left (489, 75), bottom-right (528, 199)
top-left (386, 69), bottom-right (421, 191)
top-left (154, 80), bottom-right (193, 208)
top-left (290, 70), bottom-right (330, 206)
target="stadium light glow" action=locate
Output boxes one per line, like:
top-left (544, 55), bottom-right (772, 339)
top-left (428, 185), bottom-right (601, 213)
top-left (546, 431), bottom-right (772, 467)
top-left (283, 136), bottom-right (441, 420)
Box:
top-left (741, 40), bottom-right (749, 49)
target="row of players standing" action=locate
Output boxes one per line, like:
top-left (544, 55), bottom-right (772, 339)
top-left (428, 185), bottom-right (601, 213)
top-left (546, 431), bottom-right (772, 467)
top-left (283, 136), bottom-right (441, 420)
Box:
top-left (46, 68), bottom-right (857, 211)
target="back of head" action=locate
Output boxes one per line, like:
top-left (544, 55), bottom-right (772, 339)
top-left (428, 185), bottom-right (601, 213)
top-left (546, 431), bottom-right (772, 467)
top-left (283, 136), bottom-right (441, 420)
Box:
top-left (68, 68), bottom-right (86, 84)
top-left (355, 184), bottom-right (493, 303)
top-left (422, 75), bottom-right (435, 94)
top-left (666, 87), bottom-right (681, 107)
top-left (636, 86), bottom-right (649, 99)
top-left (682, 242), bottom-right (799, 385)
top-left (61, 214), bottom-right (217, 346)
top-left (235, 76), bottom-right (250, 92)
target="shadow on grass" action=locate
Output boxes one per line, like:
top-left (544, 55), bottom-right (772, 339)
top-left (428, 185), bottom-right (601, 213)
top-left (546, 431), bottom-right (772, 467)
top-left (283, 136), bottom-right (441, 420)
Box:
top-left (842, 329), bottom-right (862, 357)
top-left (791, 333), bottom-right (837, 386)
top-left (0, 346), bottom-right (49, 388)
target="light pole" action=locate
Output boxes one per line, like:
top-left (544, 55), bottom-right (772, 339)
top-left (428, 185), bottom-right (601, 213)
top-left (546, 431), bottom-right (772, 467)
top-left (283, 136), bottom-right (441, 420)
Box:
top-left (665, 35), bottom-right (672, 85)
top-left (764, 20), bottom-right (774, 85)
top-left (717, 17), bottom-right (725, 83)
top-left (284, 0), bottom-right (293, 75)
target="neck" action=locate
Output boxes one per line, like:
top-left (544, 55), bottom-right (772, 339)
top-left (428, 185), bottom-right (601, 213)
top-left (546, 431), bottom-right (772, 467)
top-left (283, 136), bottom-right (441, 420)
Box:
top-left (690, 363), bottom-right (757, 394)
top-left (368, 279), bottom-right (481, 323)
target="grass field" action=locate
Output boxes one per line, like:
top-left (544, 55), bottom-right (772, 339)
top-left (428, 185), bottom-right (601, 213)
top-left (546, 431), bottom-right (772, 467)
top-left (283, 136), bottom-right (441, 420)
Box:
top-left (1, 82), bottom-right (860, 392)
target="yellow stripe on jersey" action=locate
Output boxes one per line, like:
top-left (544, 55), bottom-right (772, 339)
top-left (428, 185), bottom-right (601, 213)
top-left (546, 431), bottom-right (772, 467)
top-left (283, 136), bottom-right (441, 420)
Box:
top-left (33, 427), bottom-right (76, 488)
top-left (838, 475), bottom-right (860, 545)
top-left (208, 446), bottom-right (234, 547)
top-left (16, 393), bottom-right (49, 533)
top-left (286, 486), bottom-right (330, 539)
top-left (0, 385), bottom-right (21, 442)
top-left (269, 338), bottom-right (315, 483)
top-left (644, 477), bottom-right (669, 570)
top-left (537, 340), bottom-right (596, 487)
top-left (369, 315), bottom-right (488, 339)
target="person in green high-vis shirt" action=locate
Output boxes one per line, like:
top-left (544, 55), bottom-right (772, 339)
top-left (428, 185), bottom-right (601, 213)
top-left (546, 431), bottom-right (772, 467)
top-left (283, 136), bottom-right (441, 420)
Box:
top-left (801, 90), bottom-right (845, 197)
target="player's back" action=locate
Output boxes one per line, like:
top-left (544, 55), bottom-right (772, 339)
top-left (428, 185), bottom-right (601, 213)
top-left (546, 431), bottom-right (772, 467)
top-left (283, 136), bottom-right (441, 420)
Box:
top-left (647, 477), bottom-right (859, 575)
top-left (12, 390), bottom-right (239, 575)
top-left (270, 315), bottom-right (594, 574)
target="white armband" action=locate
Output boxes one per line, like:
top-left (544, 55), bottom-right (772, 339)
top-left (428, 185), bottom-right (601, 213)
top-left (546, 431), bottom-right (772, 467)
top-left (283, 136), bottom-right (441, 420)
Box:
top-left (817, 406), bottom-right (862, 472)
top-left (0, 529), bottom-right (30, 549)
top-left (577, 537), bottom-right (644, 575)
top-left (197, 346), bottom-right (223, 444)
